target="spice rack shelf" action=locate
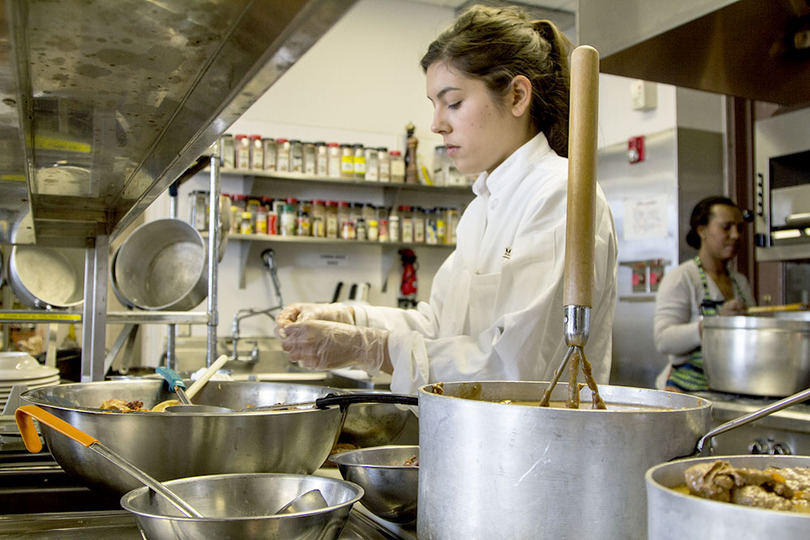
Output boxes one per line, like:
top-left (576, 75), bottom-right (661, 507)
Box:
top-left (225, 232), bottom-right (456, 248)
top-left (219, 168), bottom-right (473, 194)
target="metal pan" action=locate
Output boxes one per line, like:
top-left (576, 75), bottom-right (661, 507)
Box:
top-left (8, 245), bottom-right (85, 309)
top-left (111, 218), bottom-right (208, 311)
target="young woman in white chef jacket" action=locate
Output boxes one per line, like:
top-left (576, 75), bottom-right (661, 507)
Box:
top-left (275, 5), bottom-right (618, 396)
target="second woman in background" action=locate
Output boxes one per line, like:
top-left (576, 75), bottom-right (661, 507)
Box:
top-left (654, 196), bottom-right (754, 392)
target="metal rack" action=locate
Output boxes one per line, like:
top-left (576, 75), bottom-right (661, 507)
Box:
top-left (0, 0), bottom-right (357, 379)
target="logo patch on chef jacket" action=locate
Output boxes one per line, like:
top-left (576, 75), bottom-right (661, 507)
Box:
top-left (503, 246), bottom-right (512, 260)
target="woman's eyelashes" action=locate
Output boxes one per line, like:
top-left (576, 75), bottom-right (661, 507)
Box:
top-left (448, 101), bottom-right (461, 110)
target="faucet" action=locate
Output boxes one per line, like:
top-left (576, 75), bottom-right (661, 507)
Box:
top-left (230, 248), bottom-right (284, 362)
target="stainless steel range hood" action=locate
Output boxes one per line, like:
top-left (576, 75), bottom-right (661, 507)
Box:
top-left (579, 0), bottom-right (810, 106)
top-left (0, 0), bottom-right (355, 248)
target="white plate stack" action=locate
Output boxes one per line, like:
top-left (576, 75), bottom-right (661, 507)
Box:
top-left (0, 352), bottom-right (60, 410)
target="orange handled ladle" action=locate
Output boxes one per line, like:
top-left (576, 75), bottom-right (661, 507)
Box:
top-left (15, 405), bottom-right (205, 518)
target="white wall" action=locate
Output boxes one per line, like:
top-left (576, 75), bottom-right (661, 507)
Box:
top-left (139, 0), bottom-right (726, 364)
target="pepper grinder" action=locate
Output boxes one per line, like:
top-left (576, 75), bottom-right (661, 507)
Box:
top-left (405, 122), bottom-right (419, 184)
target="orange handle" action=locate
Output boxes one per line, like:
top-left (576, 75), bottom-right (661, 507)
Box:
top-left (564, 45), bottom-right (600, 308)
top-left (15, 405), bottom-right (98, 453)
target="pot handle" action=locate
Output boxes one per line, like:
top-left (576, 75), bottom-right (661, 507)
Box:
top-left (15, 405), bottom-right (98, 453)
top-left (697, 387), bottom-right (810, 454)
top-left (315, 392), bottom-right (418, 410)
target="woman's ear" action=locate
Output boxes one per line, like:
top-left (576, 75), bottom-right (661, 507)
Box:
top-left (510, 75), bottom-right (532, 117)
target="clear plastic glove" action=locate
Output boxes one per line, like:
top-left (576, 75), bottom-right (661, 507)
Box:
top-left (279, 320), bottom-right (388, 375)
top-left (276, 302), bottom-right (354, 329)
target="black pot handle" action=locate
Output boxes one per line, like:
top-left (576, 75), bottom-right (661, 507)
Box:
top-left (316, 392), bottom-right (417, 410)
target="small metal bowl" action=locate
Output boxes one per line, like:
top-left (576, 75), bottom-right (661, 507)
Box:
top-left (120, 473), bottom-right (363, 540)
top-left (339, 390), bottom-right (415, 447)
top-left (331, 445), bottom-right (418, 525)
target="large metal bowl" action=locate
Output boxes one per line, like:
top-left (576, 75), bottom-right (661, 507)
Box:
top-left (21, 381), bottom-right (348, 496)
top-left (646, 454), bottom-right (810, 539)
top-left (331, 445), bottom-right (418, 524)
top-left (703, 316), bottom-right (810, 396)
top-left (121, 473), bottom-right (363, 540)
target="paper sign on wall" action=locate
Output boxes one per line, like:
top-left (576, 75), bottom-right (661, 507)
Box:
top-left (318, 254), bottom-right (348, 267)
top-left (624, 194), bottom-right (668, 240)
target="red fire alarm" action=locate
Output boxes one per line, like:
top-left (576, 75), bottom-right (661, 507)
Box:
top-left (628, 136), bottom-right (645, 164)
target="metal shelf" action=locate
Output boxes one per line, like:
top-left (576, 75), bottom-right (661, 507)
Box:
top-left (224, 232), bottom-right (456, 248)
top-left (0, 311), bottom-right (209, 325)
top-left (220, 168), bottom-right (473, 195)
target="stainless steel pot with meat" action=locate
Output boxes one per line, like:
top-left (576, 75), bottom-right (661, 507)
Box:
top-left (647, 455), bottom-right (810, 539)
top-left (20, 380), bottom-right (415, 496)
top-left (416, 381), bottom-right (712, 540)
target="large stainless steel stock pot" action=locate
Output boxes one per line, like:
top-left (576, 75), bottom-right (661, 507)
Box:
top-left (417, 381), bottom-right (711, 540)
top-left (703, 316), bottom-right (810, 397)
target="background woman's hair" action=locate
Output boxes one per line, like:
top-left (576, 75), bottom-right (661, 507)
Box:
top-left (686, 195), bottom-right (738, 249)
top-left (420, 4), bottom-right (572, 157)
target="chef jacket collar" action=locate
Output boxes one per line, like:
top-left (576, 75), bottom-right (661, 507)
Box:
top-left (471, 132), bottom-right (554, 199)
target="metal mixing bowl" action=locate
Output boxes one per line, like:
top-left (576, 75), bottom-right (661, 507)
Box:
top-left (331, 445), bottom-right (418, 524)
top-left (21, 381), bottom-right (348, 496)
top-left (121, 473), bottom-right (363, 540)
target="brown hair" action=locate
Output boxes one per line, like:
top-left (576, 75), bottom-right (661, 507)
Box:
top-left (420, 4), bottom-right (572, 157)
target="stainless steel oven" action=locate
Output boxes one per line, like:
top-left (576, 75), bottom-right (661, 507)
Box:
top-left (754, 108), bottom-right (810, 261)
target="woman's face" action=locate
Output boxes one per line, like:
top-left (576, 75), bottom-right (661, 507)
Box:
top-left (426, 61), bottom-right (529, 175)
top-left (699, 204), bottom-right (744, 261)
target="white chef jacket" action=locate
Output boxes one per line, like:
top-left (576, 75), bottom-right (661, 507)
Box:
top-left (353, 133), bottom-right (618, 395)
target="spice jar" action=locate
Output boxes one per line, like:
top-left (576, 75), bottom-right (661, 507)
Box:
top-left (377, 147), bottom-right (390, 183)
top-left (368, 219), bottom-right (379, 242)
top-left (390, 150), bottom-right (405, 183)
top-left (290, 140), bottom-right (304, 173)
top-left (311, 199), bottom-right (326, 237)
top-left (326, 200), bottom-right (339, 238)
top-left (327, 143), bottom-right (342, 178)
top-left (249, 135), bottom-right (264, 170)
top-left (231, 194), bottom-right (247, 232)
top-left (296, 200), bottom-right (312, 237)
top-left (220, 134), bottom-right (235, 168)
top-left (364, 147), bottom-right (378, 181)
top-left (281, 198), bottom-right (298, 237)
top-left (425, 208), bottom-right (438, 244)
top-left (262, 138), bottom-right (277, 171)
top-left (338, 201), bottom-right (353, 239)
top-left (389, 210), bottom-right (400, 243)
top-left (340, 144), bottom-right (354, 178)
top-left (315, 142), bottom-right (328, 176)
top-left (189, 190), bottom-right (208, 231)
top-left (353, 144), bottom-right (366, 180)
top-left (400, 205), bottom-right (414, 243)
top-left (239, 211), bottom-right (252, 234)
top-left (276, 138), bottom-right (291, 172)
top-left (356, 218), bottom-right (367, 241)
top-left (234, 134), bottom-right (250, 169)
top-left (303, 142), bottom-right (316, 175)
top-left (256, 200), bottom-right (269, 234)
top-left (412, 207), bottom-right (425, 244)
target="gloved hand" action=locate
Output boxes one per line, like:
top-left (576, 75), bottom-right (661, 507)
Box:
top-left (279, 320), bottom-right (388, 375)
top-left (276, 302), bottom-right (355, 328)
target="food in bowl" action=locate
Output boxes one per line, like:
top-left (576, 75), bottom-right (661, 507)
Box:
top-left (676, 460), bottom-right (810, 513)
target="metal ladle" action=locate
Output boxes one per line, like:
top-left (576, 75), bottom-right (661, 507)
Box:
top-left (15, 405), bottom-right (204, 518)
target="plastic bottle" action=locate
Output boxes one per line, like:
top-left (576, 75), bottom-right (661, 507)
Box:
top-left (353, 144), bottom-right (366, 179)
top-left (327, 143), bottom-right (342, 178)
top-left (249, 135), bottom-right (264, 170)
top-left (276, 138), bottom-right (291, 172)
top-left (340, 144), bottom-right (354, 179)
top-left (234, 135), bottom-right (250, 169)
top-left (315, 142), bottom-right (328, 177)
top-left (377, 147), bottom-right (390, 183)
